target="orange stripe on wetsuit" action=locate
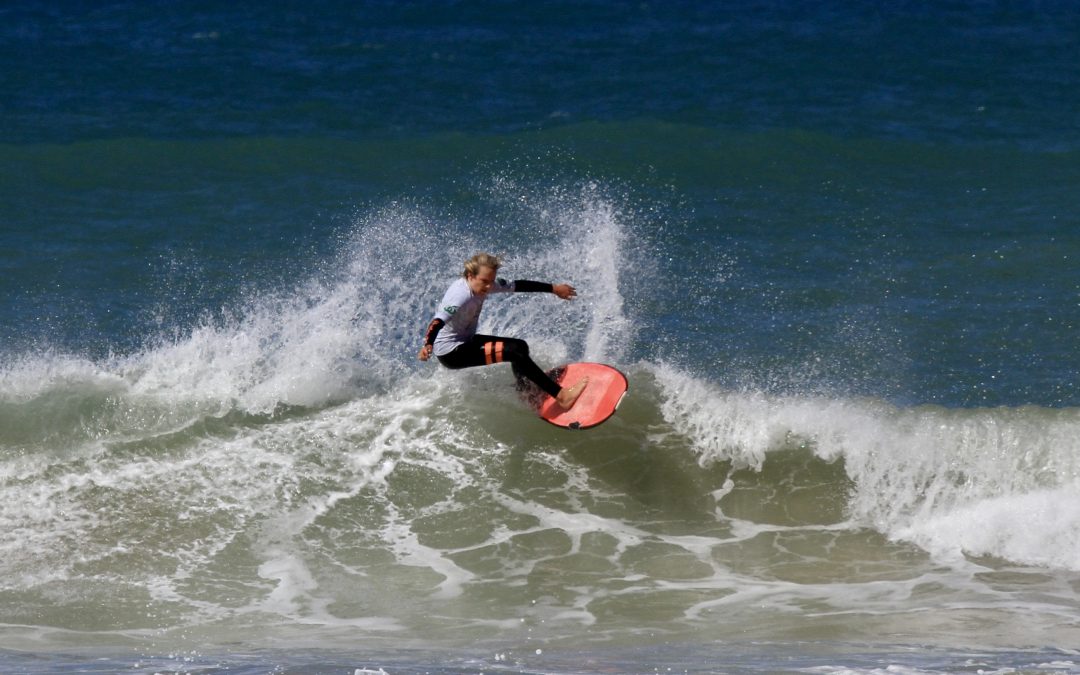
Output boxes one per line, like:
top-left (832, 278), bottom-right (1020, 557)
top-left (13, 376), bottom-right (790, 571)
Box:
top-left (483, 340), bottom-right (505, 365)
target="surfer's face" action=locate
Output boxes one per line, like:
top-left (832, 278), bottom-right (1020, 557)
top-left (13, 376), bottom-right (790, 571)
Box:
top-left (466, 266), bottom-right (497, 295)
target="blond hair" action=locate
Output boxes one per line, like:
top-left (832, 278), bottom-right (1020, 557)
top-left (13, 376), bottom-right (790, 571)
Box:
top-left (463, 252), bottom-right (501, 277)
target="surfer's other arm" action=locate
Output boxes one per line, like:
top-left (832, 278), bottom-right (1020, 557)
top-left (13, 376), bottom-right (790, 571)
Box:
top-left (418, 318), bottom-right (444, 361)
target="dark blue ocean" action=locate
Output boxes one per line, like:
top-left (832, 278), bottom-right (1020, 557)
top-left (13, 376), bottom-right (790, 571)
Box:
top-left (2, 2), bottom-right (1080, 673)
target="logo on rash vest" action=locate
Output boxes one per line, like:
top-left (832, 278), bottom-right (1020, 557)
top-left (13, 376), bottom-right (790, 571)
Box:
top-left (443, 305), bottom-right (458, 315)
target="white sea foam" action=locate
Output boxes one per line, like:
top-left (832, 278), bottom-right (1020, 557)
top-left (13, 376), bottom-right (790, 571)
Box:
top-left (897, 483), bottom-right (1080, 569)
top-left (651, 361), bottom-right (1080, 571)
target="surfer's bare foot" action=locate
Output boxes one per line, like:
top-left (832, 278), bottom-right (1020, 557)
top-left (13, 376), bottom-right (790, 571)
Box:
top-left (556, 377), bottom-right (589, 410)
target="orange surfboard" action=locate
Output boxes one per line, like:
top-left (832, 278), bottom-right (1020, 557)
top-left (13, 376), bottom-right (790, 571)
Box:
top-left (536, 363), bottom-right (628, 429)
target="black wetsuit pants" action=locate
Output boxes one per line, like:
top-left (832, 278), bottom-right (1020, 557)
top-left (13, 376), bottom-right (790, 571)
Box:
top-left (436, 334), bottom-right (561, 397)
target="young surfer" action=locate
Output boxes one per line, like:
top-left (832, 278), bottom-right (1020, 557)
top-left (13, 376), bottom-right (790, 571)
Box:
top-left (418, 253), bottom-right (588, 410)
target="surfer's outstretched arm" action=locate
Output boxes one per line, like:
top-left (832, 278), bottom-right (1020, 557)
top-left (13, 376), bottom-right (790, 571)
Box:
top-left (512, 280), bottom-right (577, 300)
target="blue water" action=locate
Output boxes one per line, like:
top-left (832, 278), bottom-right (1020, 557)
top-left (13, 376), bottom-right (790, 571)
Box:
top-left (3, 2), bottom-right (1080, 673)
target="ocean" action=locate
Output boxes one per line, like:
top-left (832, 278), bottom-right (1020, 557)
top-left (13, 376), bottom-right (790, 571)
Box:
top-left (2, 1), bottom-right (1079, 673)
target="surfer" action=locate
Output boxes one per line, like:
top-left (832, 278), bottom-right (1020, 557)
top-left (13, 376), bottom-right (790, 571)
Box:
top-left (419, 253), bottom-right (589, 410)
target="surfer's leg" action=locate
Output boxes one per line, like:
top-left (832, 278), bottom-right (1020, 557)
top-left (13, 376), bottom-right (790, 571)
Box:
top-left (479, 336), bottom-right (562, 398)
top-left (437, 336), bottom-right (543, 384)
top-left (438, 335), bottom-right (586, 409)
top-left (479, 337), bottom-right (589, 409)
top-left (435, 338), bottom-right (490, 371)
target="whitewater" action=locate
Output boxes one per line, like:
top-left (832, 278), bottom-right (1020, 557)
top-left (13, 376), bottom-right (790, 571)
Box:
top-left (2, 188), bottom-right (1078, 675)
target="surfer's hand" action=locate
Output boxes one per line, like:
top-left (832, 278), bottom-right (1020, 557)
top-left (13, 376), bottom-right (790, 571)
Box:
top-left (553, 283), bottom-right (577, 300)
top-left (418, 344), bottom-right (433, 361)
